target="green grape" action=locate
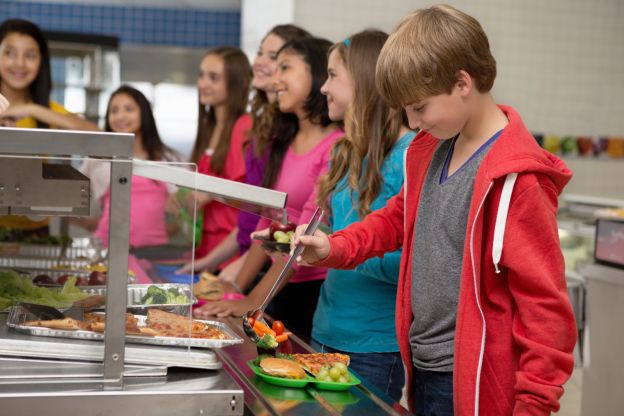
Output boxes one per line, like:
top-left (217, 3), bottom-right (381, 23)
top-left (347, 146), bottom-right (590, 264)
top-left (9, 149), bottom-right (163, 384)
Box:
top-left (276, 235), bottom-right (290, 244)
top-left (334, 362), bottom-right (348, 375)
top-left (273, 231), bottom-right (287, 241)
top-left (317, 368), bottom-right (329, 379)
top-left (338, 375), bottom-right (349, 383)
top-left (329, 366), bottom-right (341, 381)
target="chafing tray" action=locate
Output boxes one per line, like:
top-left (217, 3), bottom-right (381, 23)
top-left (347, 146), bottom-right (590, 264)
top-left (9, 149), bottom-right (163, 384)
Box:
top-left (7, 306), bottom-right (243, 349)
top-left (0, 237), bottom-right (104, 261)
top-left (0, 315), bottom-right (221, 370)
top-left (82, 284), bottom-right (195, 315)
top-left (0, 256), bottom-right (92, 270)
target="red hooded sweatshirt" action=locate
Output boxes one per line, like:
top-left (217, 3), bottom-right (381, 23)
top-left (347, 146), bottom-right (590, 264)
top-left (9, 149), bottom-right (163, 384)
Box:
top-left (317, 105), bottom-right (577, 415)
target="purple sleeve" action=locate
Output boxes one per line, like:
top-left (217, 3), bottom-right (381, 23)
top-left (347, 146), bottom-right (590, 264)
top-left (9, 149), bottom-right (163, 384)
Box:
top-left (237, 141), bottom-right (269, 253)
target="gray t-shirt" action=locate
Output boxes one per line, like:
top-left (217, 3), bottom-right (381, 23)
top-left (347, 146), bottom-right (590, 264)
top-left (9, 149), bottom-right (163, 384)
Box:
top-left (409, 134), bottom-right (498, 371)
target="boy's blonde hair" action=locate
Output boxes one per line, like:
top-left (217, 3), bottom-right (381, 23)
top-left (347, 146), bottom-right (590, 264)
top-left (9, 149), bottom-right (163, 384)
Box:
top-left (376, 4), bottom-right (496, 108)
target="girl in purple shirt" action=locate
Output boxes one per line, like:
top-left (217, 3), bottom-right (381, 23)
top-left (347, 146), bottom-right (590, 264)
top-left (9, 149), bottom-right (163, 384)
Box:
top-left (195, 37), bottom-right (342, 339)
top-left (178, 25), bottom-right (310, 279)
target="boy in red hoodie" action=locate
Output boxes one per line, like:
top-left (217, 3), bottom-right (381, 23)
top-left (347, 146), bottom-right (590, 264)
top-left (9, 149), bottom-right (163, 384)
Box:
top-left (293, 5), bottom-right (577, 415)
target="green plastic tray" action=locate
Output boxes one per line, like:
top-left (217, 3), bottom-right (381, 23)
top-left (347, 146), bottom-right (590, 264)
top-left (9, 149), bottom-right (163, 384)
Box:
top-left (247, 360), bottom-right (361, 391)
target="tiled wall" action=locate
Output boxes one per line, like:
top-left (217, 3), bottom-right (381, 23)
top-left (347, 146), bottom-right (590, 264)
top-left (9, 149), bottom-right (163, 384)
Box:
top-left (0, 1), bottom-right (241, 48)
top-left (294, 0), bottom-right (624, 200)
top-left (294, 0), bottom-right (624, 137)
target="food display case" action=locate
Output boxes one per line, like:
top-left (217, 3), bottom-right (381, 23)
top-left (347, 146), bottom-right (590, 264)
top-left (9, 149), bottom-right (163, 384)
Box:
top-left (0, 127), bottom-right (407, 415)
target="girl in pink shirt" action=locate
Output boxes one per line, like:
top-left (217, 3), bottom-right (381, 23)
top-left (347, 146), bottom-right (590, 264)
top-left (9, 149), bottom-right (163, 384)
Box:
top-left (195, 37), bottom-right (342, 339)
top-left (94, 85), bottom-right (181, 248)
top-left (182, 47), bottom-right (252, 269)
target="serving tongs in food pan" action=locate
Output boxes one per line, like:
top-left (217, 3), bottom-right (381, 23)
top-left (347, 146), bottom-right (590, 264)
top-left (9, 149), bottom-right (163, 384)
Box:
top-left (17, 295), bottom-right (106, 321)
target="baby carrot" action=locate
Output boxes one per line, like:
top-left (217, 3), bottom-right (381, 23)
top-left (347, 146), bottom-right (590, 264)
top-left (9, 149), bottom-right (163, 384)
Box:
top-left (275, 334), bottom-right (289, 343)
top-left (253, 326), bottom-right (264, 337)
top-left (254, 320), bottom-right (276, 337)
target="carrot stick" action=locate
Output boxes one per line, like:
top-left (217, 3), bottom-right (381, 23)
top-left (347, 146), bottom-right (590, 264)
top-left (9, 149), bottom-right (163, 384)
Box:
top-left (253, 326), bottom-right (264, 337)
top-left (254, 320), bottom-right (276, 337)
top-left (275, 334), bottom-right (289, 343)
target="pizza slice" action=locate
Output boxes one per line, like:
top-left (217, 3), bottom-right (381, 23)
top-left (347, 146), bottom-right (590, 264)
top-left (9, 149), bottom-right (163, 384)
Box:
top-left (25, 317), bottom-right (88, 331)
top-left (290, 353), bottom-right (350, 375)
top-left (146, 308), bottom-right (229, 339)
top-left (86, 313), bottom-right (142, 335)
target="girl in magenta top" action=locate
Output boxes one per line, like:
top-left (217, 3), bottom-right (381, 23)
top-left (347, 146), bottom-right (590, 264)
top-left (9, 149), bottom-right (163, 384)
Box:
top-left (183, 47), bottom-right (252, 269)
top-left (195, 37), bottom-right (342, 339)
top-left (94, 85), bottom-right (181, 248)
top-left (177, 25), bottom-right (311, 279)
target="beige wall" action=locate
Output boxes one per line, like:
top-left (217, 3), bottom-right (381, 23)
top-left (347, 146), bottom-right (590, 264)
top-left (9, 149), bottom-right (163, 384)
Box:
top-left (293, 0), bottom-right (624, 200)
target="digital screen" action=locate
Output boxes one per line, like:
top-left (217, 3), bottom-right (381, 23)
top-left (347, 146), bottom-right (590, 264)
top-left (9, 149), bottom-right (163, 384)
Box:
top-left (595, 219), bottom-right (624, 268)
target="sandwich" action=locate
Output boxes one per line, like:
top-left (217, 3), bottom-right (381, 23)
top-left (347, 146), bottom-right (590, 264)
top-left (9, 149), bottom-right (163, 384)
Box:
top-left (259, 357), bottom-right (306, 379)
top-left (193, 271), bottom-right (224, 301)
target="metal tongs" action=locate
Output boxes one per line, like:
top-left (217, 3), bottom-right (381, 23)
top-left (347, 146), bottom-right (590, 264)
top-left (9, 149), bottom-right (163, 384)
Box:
top-left (242, 207), bottom-right (324, 342)
top-left (18, 295), bottom-right (106, 321)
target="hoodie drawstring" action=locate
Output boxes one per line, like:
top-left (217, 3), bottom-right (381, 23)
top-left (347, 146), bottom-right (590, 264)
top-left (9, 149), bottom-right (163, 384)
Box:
top-left (493, 173), bottom-right (517, 273)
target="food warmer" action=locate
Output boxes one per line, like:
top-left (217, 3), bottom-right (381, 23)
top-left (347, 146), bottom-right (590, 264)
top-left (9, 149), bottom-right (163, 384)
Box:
top-left (0, 127), bottom-right (408, 416)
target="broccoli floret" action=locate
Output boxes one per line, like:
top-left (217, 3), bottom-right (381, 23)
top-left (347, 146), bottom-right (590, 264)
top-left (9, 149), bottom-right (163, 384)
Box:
top-left (256, 334), bottom-right (278, 350)
top-left (141, 286), bottom-right (168, 304)
top-left (150, 291), bottom-right (168, 304)
top-left (146, 285), bottom-right (163, 296)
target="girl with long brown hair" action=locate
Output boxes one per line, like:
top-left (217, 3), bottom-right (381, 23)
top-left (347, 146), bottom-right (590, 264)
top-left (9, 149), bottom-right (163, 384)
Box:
top-left (195, 37), bottom-right (342, 339)
top-left (178, 25), bottom-right (310, 277)
top-left (188, 46), bottom-right (252, 267)
top-left (311, 30), bottom-right (414, 402)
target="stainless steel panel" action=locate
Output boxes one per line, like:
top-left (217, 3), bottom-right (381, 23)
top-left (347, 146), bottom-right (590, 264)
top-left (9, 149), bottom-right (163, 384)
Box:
top-left (0, 127), bottom-right (133, 157)
top-left (104, 158), bottom-right (132, 388)
top-left (0, 370), bottom-right (244, 416)
top-left (0, 356), bottom-right (165, 379)
top-left (0, 160), bottom-right (91, 216)
top-left (132, 160), bottom-right (287, 211)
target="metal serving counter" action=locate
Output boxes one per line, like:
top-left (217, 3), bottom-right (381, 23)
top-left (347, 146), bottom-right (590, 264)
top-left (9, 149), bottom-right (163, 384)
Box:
top-left (216, 316), bottom-right (410, 416)
top-left (0, 127), bottom-right (407, 415)
top-left (0, 313), bottom-right (409, 416)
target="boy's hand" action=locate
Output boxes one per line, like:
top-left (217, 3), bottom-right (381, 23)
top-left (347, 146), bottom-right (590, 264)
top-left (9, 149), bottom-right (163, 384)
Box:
top-left (291, 224), bottom-right (330, 266)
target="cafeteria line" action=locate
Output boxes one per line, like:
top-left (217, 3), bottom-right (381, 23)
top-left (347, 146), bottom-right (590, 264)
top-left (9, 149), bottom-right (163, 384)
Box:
top-left (1, 1), bottom-right (623, 415)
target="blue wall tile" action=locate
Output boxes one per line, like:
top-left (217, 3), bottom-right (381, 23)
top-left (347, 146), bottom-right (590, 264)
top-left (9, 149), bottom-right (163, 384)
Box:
top-left (0, 1), bottom-right (241, 48)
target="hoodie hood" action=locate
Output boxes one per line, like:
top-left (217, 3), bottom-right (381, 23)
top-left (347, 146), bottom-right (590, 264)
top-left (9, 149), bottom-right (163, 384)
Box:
top-left (482, 105), bottom-right (572, 194)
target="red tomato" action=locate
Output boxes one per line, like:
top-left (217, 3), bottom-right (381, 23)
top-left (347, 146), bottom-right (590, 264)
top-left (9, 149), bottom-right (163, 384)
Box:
top-left (272, 320), bottom-right (284, 335)
top-left (247, 316), bottom-right (255, 328)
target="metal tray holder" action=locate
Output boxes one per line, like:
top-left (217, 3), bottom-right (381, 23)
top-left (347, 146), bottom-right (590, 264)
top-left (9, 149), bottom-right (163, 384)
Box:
top-left (0, 256), bottom-right (92, 270)
top-left (0, 237), bottom-right (104, 261)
